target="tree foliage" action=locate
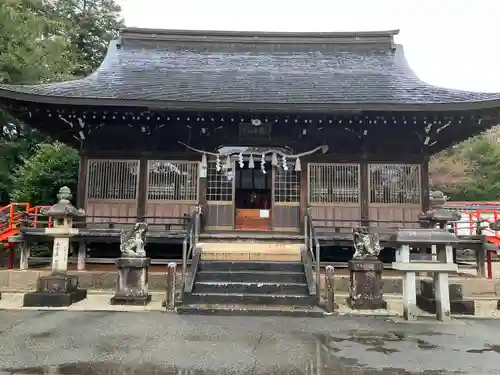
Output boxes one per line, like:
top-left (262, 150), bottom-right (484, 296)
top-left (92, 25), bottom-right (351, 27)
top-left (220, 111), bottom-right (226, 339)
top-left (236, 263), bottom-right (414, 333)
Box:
top-left (0, 0), bottom-right (123, 205)
top-left (10, 142), bottom-right (80, 205)
top-left (51, 0), bottom-right (124, 76)
top-left (430, 126), bottom-right (500, 201)
top-left (0, 0), bottom-right (78, 84)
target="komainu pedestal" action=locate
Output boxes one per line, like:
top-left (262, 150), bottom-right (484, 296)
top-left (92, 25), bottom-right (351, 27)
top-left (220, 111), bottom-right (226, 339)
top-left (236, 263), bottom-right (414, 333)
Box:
top-left (348, 258), bottom-right (387, 310)
top-left (348, 226), bottom-right (386, 310)
top-left (110, 258), bottom-right (151, 305)
top-left (23, 274), bottom-right (87, 307)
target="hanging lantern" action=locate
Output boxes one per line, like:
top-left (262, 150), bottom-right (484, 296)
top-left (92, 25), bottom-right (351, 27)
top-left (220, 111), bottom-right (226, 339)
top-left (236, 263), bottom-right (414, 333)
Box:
top-left (271, 152), bottom-right (278, 167)
top-left (261, 153), bottom-right (266, 174)
top-left (248, 154), bottom-right (255, 169)
top-left (238, 152), bottom-right (244, 169)
top-left (201, 153), bottom-right (207, 169)
top-left (294, 157), bottom-right (301, 172)
top-left (215, 154), bottom-right (221, 172)
top-left (224, 155), bottom-right (231, 170)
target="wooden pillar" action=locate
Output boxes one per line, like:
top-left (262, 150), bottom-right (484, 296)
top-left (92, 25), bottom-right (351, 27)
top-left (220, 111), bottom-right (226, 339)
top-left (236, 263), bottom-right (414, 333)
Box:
top-left (19, 242), bottom-right (30, 270)
top-left (76, 154), bottom-right (88, 210)
top-left (198, 176), bottom-right (207, 232)
top-left (77, 241), bottom-right (86, 271)
top-left (360, 161), bottom-right (369, 226)
top-left (137, 157), bottom-right (148, 221)
top-left (421, 157), bottom-right (430, 211)
top-left (299, 162), bottom-right (308, 234)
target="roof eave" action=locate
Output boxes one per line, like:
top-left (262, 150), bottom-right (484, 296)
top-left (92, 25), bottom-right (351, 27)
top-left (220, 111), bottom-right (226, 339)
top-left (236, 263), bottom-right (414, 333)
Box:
top-left (1, 90), bottom-right (500, 113)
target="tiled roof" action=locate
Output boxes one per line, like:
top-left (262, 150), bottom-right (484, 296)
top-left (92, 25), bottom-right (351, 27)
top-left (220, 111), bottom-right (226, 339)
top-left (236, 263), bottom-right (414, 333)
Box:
top-left (0, 28), bottom-right (499, 109)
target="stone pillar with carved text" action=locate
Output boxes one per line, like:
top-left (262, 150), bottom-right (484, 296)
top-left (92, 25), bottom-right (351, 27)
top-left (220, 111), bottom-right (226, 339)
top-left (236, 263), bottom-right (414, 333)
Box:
top-left (23, 187), bottom-right (88, 307)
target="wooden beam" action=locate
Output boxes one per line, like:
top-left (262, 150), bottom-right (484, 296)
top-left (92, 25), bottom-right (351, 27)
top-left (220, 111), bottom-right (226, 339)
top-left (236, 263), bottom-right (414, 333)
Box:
top-left (76, 153), bottom-right (88, 210)
top-left (137, 157), bottom-right (148, 221)
top-left (360, 160), bottom-right (369, 225)
top-left (421, 157), bottom-right (430, 211)
top-left (198, 176), bottom-right (207, 232)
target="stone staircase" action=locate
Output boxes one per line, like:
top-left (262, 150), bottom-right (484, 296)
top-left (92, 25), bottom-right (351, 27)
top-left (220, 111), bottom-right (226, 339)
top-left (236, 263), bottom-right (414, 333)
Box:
top-left (177, 241), bottom-right (324, 317)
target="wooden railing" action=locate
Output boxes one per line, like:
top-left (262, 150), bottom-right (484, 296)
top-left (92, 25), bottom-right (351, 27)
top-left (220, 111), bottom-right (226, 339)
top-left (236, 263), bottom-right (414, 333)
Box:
top-left (304, 209), bottom-right (321, 299)
top-left (181, 205), bottom-right (202, 292)
top-left (20, 214), bottom-right (190, 232)
top-left (310, 218), bottom-right (420, 238)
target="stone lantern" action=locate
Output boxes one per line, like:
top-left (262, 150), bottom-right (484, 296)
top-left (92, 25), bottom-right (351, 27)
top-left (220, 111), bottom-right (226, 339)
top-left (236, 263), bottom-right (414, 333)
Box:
top-left (418, 191), bottom-right (461, 229)
top-left (23, 187), bottom-right (88, 307)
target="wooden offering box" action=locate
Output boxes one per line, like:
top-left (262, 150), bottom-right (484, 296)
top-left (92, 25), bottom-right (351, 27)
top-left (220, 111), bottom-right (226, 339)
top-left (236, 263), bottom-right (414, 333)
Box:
top-left (235, 209), bottom-right (271, 231)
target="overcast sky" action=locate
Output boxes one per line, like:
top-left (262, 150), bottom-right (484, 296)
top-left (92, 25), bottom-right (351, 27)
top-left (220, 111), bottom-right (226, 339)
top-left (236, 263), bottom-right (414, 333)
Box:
top-left (117, 0), bottom-right (500, 93)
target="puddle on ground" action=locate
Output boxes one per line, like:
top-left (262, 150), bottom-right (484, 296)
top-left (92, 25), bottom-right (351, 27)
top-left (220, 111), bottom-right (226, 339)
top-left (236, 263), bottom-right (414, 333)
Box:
top-left (1, 362), bottom-right (457, 375)
top-left (314, 330), bottom-right (440, 356)
top-left (466, 344), bottom-right (500, 354)
top-left (2, 330), bottom-right (459, 375)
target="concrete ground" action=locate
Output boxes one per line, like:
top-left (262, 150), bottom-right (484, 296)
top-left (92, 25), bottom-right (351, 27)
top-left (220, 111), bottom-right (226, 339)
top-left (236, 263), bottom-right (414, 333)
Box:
top-left (0, 311), bottom-right (499, 375)
top-left (1, 291), bottom-right (498, 319)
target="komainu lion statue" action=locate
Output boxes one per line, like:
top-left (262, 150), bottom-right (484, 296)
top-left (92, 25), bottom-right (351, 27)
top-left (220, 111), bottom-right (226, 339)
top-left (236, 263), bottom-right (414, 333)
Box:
top-left (120, 222), bottom-right (148, 257)
top-left (352, 225), bottom-right (381, 259)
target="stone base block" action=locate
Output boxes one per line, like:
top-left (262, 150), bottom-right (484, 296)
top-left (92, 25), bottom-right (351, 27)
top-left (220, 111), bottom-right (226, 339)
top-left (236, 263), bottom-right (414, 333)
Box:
top-left (110, 294), bottom-right (151, 306)
top-left (23, 274), bottom-right (87, 307)
top-left (420, 280), bottom-right (463, 300)
top-left (111, 257), bottom-right (151, 306)
top-left (23, 289), bottom-right (87, 307)
top-left (347, 297), bottom-right (387, 310)
top-left (347, 258), bottom-right (386, 310)
top-left (416, 294), bottom-right (475, 315)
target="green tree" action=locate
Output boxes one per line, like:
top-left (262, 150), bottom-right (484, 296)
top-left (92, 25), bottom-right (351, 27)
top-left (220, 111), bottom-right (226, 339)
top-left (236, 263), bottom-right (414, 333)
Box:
top-left (52, 0), bottom-right (124, 75)
top-left (430, 126), bottom-right (500, 201)
top-left (0, 0), bottom-right (78, 203)
top-left (9, 142), bottom-right (80, 205)
top-left (0, 0), bottom-right (123, 204)
top-left (0, 0), bottom-right (78, 84)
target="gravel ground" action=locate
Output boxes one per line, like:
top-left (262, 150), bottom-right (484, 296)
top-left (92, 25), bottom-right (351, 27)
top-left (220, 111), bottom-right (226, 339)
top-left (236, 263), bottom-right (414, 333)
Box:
top-left (0, 311), bottom-right (499, 374)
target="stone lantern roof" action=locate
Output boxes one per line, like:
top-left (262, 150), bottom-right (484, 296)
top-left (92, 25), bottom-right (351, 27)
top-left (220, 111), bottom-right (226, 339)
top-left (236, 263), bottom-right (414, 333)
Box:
top-left (418, 191), bottom-right (461, 226)
top-left (43, 186), bottom-right (85, 218)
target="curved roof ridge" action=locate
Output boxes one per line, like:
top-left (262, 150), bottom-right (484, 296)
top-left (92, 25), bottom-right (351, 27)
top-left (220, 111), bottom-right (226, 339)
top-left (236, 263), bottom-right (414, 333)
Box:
top-left (120, 28), bottom-right (399, 45)
top-left (0, 35), bottom-right (499, 111)
top-left (393, 44), bottom-right (500, 98)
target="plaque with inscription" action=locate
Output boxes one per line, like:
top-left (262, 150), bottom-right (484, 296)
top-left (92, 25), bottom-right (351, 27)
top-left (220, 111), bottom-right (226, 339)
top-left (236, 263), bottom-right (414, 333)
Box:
top-left (239, 122), bottom-right (272, 140)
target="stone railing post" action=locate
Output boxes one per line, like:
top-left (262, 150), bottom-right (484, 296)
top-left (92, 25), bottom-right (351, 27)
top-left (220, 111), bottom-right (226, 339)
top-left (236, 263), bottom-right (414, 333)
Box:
top-left (165, 262), bottom-right (177, 310)
top-left (324, 265), bottom-right (335, 313)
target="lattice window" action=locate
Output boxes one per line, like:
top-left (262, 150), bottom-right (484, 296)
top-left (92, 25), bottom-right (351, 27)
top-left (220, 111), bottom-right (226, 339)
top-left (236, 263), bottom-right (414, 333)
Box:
top-left (207, 161), bottom-right (233, 201)
top-left (274, 165), bottom-right (300, 203)
top-left (86, 159), bottom-right (139, 200)
top-left (369, 164), bottom-right (421, 204)
top-left (147, 161), bottom-right (198, 201)
top-left (308, 163), bottom-right (359, 204)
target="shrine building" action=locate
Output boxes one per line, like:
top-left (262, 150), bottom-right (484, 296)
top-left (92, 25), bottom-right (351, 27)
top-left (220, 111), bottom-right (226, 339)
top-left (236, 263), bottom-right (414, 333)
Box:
top-left (1, 28), bottom-right (500, 244)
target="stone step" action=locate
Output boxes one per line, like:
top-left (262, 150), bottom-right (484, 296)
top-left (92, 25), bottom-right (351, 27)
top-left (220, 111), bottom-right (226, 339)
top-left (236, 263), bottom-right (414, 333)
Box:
top-left (199, 242), bottom-right (302, 251)
top-left (196, 270), bottom-right (306, 283)
top-left (198, 261), bottom-right (304, 273)
top-left (201, 252), bottom-right (301, 261)
top-left (193, 281), bottom-right (309, 295)
top-left (176, 303), bottom-right (326, 317)
top-left (183, 292), bottom-right (317, 306)
top-left (199, 242), bottom-right (302, 261)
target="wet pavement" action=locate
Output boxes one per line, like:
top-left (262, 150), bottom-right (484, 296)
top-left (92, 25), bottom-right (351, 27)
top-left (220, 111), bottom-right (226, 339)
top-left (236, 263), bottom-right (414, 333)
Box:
top-left (0, 311), bottom-right (499, 374)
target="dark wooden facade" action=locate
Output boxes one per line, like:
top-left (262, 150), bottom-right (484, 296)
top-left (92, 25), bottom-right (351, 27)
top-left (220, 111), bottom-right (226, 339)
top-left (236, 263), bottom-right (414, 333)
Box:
top-left (0, 28), bottom-right (499, 239)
